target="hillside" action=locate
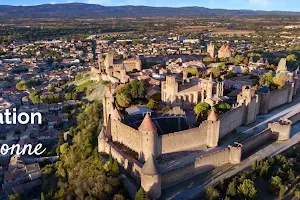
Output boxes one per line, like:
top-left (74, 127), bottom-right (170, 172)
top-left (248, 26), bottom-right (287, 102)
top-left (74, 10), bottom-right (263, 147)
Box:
top-left (0, 3), bottom-right (299, 18)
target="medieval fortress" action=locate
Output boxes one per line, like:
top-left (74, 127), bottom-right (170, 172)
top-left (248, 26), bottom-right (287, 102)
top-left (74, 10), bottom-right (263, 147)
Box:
top-left (96, 57), bottom-right (300, 199)
top-left (90, 52), bottom-right (142, 84)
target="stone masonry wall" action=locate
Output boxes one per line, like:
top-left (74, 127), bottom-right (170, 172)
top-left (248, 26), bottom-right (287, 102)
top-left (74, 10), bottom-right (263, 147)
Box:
top-left (103, 140), bottom-right (142, 180)
top-left (161, 147), bottom-right (237, 188)
top-left (219, 105), bottom-right (246, 138)
top-left (240, 128), bottom-right (273, 153)
top-left (160, 123), bottom-right (207, 154)
top-left (113, 121), bottom-right (143, 154)
top-left (268, 87), bottom-right (289, 111)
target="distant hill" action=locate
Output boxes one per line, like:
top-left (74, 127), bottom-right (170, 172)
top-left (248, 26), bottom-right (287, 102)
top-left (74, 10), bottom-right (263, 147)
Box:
top-left (0, 3), bottom-right (299, 18)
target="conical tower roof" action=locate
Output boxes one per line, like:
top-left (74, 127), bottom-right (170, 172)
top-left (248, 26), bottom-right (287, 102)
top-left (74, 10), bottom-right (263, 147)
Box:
top-left (99, 127), bottom-right (106, 140)
top-left (208, 109), bottom-right (218, 121)
top-left (141, 154), bottom-right (159, 176)
top-left (138, 113), bottom-right (157, 132)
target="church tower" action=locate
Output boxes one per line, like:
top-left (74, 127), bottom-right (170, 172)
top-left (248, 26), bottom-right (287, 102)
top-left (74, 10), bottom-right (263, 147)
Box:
top-left (207, 42), bottom-right (215, 58)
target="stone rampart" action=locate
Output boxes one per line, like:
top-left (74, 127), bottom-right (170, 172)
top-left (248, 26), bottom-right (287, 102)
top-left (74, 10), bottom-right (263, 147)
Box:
top-left (112, 120), bottom-right (143, 154)
top-left (160, 125), bottom-right (207, 154)
top-left (219, 105), bottom-right (246, 138)
top-left (240, 128), bottom-right (273, 153)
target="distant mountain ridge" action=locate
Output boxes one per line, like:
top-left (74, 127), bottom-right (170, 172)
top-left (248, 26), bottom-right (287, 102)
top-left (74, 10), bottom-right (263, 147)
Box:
top-left (0, 3), bottom-right (299, 18)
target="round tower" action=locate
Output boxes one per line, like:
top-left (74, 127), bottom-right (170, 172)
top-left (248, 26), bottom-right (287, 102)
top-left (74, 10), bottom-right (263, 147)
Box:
top-left (206, 109), bottom-right (220, 147)
top-left (139, 113), bottom-right (158, 162)
top-left (98, 127), bottom-right (106, 153)
top-left (141, 155), bottom-right (161, 199)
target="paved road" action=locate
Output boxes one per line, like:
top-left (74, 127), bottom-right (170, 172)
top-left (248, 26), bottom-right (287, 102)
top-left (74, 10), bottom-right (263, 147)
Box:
top-left (160, 131), bottom-right (300, 200)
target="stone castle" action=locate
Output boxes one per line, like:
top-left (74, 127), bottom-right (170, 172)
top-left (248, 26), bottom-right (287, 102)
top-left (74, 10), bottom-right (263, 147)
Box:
top-left (90, 52), bottom-right (142, 83)
top-left (98, 64), bottom-right (299, 199)
top-left (161, 74), bottom-right (226, 107)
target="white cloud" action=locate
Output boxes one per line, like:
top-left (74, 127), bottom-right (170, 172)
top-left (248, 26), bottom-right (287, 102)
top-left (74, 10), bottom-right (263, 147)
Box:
top-left (249, 0), bottom-right (270, 7)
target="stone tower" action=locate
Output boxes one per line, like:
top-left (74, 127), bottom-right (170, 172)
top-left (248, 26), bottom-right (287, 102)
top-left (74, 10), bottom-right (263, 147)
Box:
top-left (103, 88), bottom-right (115, 127)
top-left (105, 52), bottom-right (114, 70)
top-left (139, 114), bottom-right (158, 162)
top-left (205, 109), bottom-right (220, 148)
top-left (111, 108), bottom-right (122, 142)
top-left (237, 86), bottom-right (258, 125)
top-left (161, 76), bottom-right (179, 105)
top-left (206, 73), bottom-right (214, 99)
top-left (141, 155), bottom-right (161, 199)
top-left (98, 127), bottom-right (106, 153)
top-left (277, 58), bottom-right (288, 73)
top-left (182, 69), bottom-right (188, 85)
top-left (207, 43), bottom-right (215, 58)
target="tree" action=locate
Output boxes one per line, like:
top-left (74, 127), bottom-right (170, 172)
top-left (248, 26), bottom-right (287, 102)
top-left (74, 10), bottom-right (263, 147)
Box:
top-left (146, 99), bottom-right (158, 110)
top-left (286, 54), bottom-right (297, 61)
top-left (214, 103), bottom-right (231, 113)
top-left (111, 159), bottom-right (120, 176)
top-left (29, 90), bottom-right (40, 104)
top-left (16, 80), bottom-right (28, 91)
top-left (41, 192), bottom-right (45, 200)
top-left (273, 73), bottom-right (289, 89)
top-left (226, 180), bottom-right (237, 197)
top-left (116, 93), bottom-right (131, 108)
top-left (113, 194), bottom-right (126, 200)
top-left (205, 186), bottom-right (220, 200)
top-left (279, 185), bottom-right (286, 199)
top-left (9, 194), bottom-right (21, 200)
top-left (259, 72), bottom-right (273, 87)
top-left (194, 102), bottom-right (211, 116)
top-left (135, 187), bottom-right (149, 200)
top-left (237, 179), bottom-right (257, 200)
top-left (65, 93), bottom-right (72, 100)
top-left (210, 67), bottom-right (222, 78)
top-left (60, 143), bottom-right (69, 155)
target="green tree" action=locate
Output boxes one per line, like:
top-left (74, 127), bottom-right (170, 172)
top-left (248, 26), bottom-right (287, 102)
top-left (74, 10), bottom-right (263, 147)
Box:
top-left (214, 103), bottom-right (231, 113)
top-left (226, 180), bottom-right (237, 197)
top-left (205, 186), bottom-right (220, 200)
top-left (135, 187), bottom-right (149, 200)
top-left (116, 93), bottom-right (131, 108)
top-left (259, 72), bottom-right (273, 87)
top-left (237, 179), bottom-right (257, 200)
top-left (279, 185), bottom-right (286, 199)
top-left (194, 102), bottom-right (211, 116)
top-left (112, 159), bottom-right (120, 176)
top-left (65, 93), bottom-right (72, 100)
top-left (41, 192), bottom-right (45, 200)
top-left (9, 194), bottom-right (21, 200)
top-left (146, 99), bottom-right (158, 110)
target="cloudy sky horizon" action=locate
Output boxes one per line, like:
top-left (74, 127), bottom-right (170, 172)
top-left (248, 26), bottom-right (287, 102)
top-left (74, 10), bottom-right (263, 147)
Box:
top-left (1, 0), bottom-right (299, 12)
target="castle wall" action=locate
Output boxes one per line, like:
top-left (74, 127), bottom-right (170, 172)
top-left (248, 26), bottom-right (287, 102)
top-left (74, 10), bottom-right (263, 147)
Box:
top-left (102, 140), bottom-right (142, 180)
top-left (160, 125), bottom-right (207, 154)
top-left (287, 110), bottom-right (300, 124)
top-left (161, 146), bottom-right (241, 188)
top-left (240, 129), bottom-right (273, 153)
top-left (195, 148), bottom-right (231, 167)
top-left (219, 105), bottom-right (246, 138)
top-left (268, 87), bottom-right (289, 111)
top-left (112, 121), bottom-right (142, 154)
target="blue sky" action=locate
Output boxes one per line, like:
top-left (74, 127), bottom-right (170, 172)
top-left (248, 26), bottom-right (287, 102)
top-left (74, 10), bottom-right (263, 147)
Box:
top-left (2, 0), bottom-right (300, 12)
